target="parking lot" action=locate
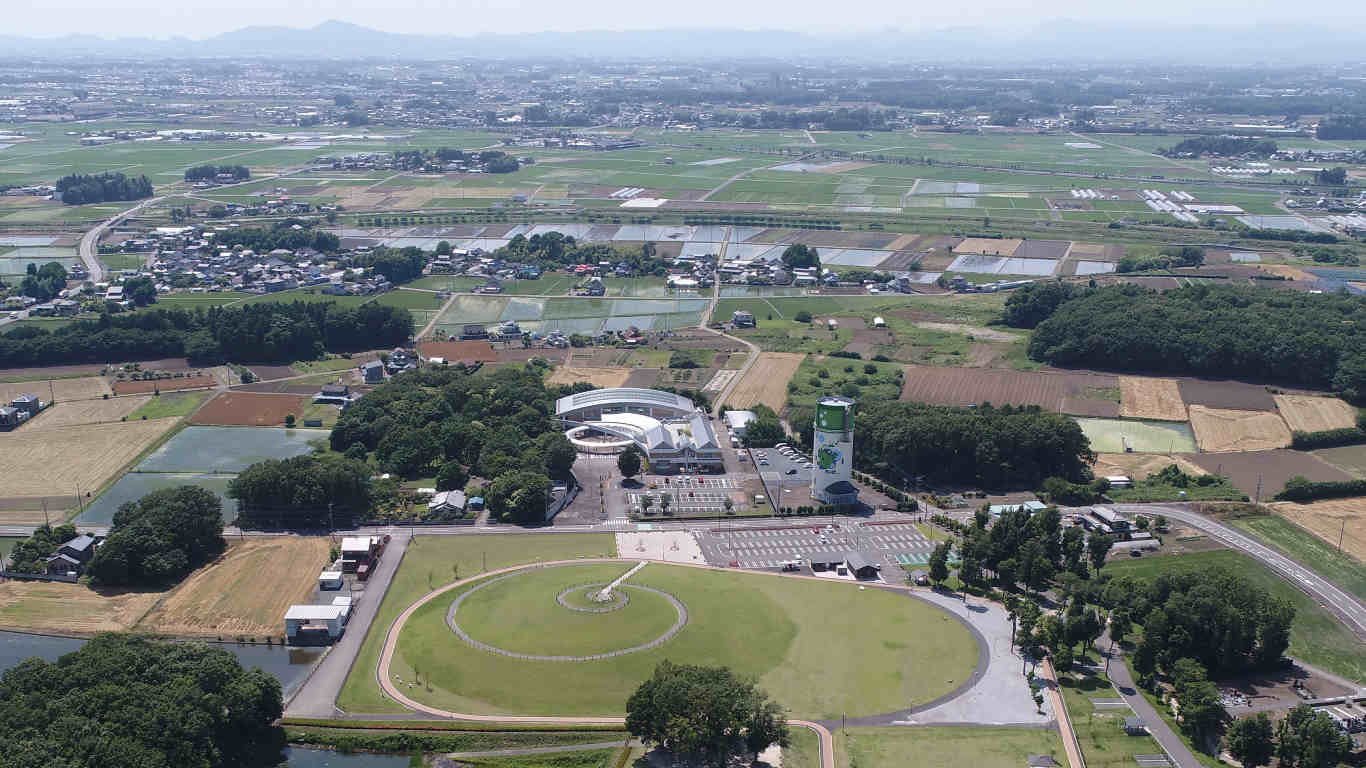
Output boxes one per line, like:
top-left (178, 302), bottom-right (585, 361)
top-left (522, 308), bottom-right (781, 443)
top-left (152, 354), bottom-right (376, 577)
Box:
top-left (749, 445), bottom-right (815, 507)
top-left (695, 521), bottom-right (937, 573)
top-left (627, 476), bottom-right (740, 517)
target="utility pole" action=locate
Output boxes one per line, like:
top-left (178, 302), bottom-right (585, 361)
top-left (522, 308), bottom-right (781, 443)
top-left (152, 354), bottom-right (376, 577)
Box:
top-left (1254, 474), bottom-right (1263, 504)
top-left (1339, 518), bottom-right (1347, 552)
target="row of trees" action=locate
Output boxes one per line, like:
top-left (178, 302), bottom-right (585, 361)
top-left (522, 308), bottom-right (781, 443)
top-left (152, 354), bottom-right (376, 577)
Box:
top-left (85, 486), bottom-right (226, 586)
top-left (856, 401), bottom-right (1095, 488)
top-left (329, 365), bottom-right (576, 523)
top-left (228, 455), bottom-right (374, 527)
top-left (492, 232), bottom-right (674, 275)
top-left (0, 301), bottom-right (413, 367)
top-left (1116, 245), bottom-right (1205, 273)
top-left (213, 219), bottom-right (340, 254)
top-left (1316, 115), bottom-right (1366, 140)
top-left (184, 164), bottom-right (250, 182)
top-left (56, 171), bottom-right (153, 205)
top-left (18, 261), bottom-right (67, 301)
top-left (1018, 283), bottom-right (1366, 401)
top-left (1227, 706), bottom-right (1354, 768)
top-left (1160, 136), bottom-right (1277, 158)
top-left (941, 506), bottom-right (1115, 596)
top-left (0, 634), bottom-right (284, 767)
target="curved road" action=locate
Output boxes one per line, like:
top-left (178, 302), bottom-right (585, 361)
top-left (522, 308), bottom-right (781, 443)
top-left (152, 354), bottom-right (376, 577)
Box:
top-left (1109, 504), bottom-right (1366, 638)
top-left (78, 196), bottom-right (164, 284)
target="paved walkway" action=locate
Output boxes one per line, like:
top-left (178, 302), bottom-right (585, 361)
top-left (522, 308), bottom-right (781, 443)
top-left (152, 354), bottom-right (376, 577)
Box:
top-left (1038, 658), bottom-right (1085, 768)
top-left (284, 529), bottom-right (409, 717)
top-left (446, 741), bottom-right (635, 759)
top-left (1103, 636), bottom-right (1201, 768)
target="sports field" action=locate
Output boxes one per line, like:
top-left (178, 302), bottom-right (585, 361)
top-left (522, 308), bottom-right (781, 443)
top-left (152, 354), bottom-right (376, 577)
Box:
top-left (391, 562), bottom-right (979, 719)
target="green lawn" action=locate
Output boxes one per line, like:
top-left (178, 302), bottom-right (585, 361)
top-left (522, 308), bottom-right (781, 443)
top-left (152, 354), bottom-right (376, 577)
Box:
top-left (1105, 550), bottom-right (1366, 682)
top-left (126, 390), bottom-right (209, 421)
top-left (1229, 512), bottom-right (1366, 601)
top-left (393, 563), bottom-right (980, 720)
top-left (291, 357), bottom-right (361, 375)
top-left (835, 726), bottom-right (1065, 768)
top-left (154, 292), bottom-right (251, 308)
top-left (404, 275), bottom-right (486, 292)
top-left (373, 288), bottom-right (446, 311)
top-left (1058, 670), bottom-right (1166, 768)
top-left (337, 533), bottom-right (618, 714)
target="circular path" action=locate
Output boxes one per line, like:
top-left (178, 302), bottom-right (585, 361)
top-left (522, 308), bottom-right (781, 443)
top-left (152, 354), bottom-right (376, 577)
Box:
top-left (445, 565), bottom-right (688, 661)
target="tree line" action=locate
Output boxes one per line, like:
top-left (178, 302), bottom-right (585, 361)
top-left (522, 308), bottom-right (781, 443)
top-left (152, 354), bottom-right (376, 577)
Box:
top-left (856, 401), bottom-right (1095, 488)
top-left (183, 164), bottom-right (250, 182)
top-left (1160, 136), bottom-right (1277, 158)
top-left (1317, 115), bottom-right (1366, 140)
top-left (494, 232), bottom-right (674, 276)
top-left (56, 171), bottom-right (153, 205)
top-left (329, 364), bottom-right (577, 524)
top-left (213, 219), bottom-right (340, 254)
top-left (0, 301), bottom-right (413, 367)
top-left (1016, 283), bottom-right (1366, 401)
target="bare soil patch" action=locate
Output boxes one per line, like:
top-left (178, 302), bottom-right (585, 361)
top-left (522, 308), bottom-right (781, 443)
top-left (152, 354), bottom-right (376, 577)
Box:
top-left (0, 418), bottom-right (176, 499)
top-left (1188, 450), bottom-right (1351, 498)
top-left (727, 352), bottom-right (805, 411)
top-left (0, 376), bottom-right (111, 403)
top-left (136, 537), bottom-right (331, 638)
top-left (0, 580), bottom-right (164, 634)
top-left (1067, 242), bottom-right (1106, 258)
top-left (0, 362), bottom-right (108, 381)
top-left (417, 340), bottom-right (499, 363)
top-left (1188, 405), bottom-right (1292, 452)
top-left (1177, 378), bottom-right (1278, 411)
top-left (1014, 240), bottom-right (1071, 260)
top-left (1273, 395), bottom-right (1357, 433)
top-left (953, 238), bottom-right (1023, 256)
top-left (112, 375), bottom-right (216, 395)
top-left (191, 392), bottom-right (309, 427)
top-left (246, 364), bottom-right (297, 381)
top-left (915, 322), bottom-right (1021, 343)
top-left (545, 366), bottom-right (633, 389)
top-left (495, 347), bottom-right (569, 364)
top-left (900, 366), bottom-right (1118, 414)
top-left (1260, 264), bottom-right (1320, 282)
top-left (1269, 499), bottom-right (1366, 563)
top-left (1093, 452), bottom-right (1207, 481)
top-left (1119, 376), bottom-right (1187, 421)
top-left (20, 396), bottom-right (150, 429)
top-left (623, 369), bottom-right (661, 388)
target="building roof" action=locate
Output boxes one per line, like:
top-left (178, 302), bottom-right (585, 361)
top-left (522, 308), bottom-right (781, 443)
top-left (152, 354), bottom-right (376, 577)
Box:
top-left (555, 387), bottom-right (695, 417)
top-left (723, 410), bottom-right (756, 430)
top-left (340, 536), bottom-right (373, 552)
top-left (284, 605), bottom-right (347, 621)
top-left (361, 360), bottom-right (384, 371)
top-left (430, 490), bottom-right (467, 509)
top-left (845, 551), bottom-right (881, 572)
top-left (46, 553), bottom-right (81, 566)
top-left (60, 534), bottom-right (96, 553)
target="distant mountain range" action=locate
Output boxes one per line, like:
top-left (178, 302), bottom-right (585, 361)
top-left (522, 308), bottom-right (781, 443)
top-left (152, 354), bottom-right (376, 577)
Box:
top-left (1, 19), bottom-right (1363, 64)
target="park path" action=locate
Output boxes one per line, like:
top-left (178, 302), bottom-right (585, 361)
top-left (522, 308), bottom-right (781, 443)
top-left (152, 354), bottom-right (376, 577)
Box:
top-left (1102, 635), bottom-right (1200, 768)
top-left (1037, 657), bottom-right (1086, 768)
top-left (446, 741), bottom-right (637, 759)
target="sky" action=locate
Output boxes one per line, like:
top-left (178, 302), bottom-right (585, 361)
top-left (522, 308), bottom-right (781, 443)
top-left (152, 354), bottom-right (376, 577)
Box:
top-left (8, 0), bottom-right (1366, 39)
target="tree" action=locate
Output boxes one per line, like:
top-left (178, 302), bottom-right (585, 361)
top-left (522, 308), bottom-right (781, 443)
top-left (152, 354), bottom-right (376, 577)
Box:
top-left (660, 494), bottom-right (672, 515)
top-left (86, 486), bottom-right (226, 586)
top-left (743, 417), bottom-right (786, 448)
top-left (723, 498), bottom-right (734, 514)
top-left (1053, 643), bottom-right (1074, 673)
top-left (794, 310), bottom-right (813, 323)
top-left (641, 495), bottom-right (654, 515)
top-left (537, 431), bottom-right (577, 477)
top-left (1315, 167), bottom-right (1347, 186)
top-left (1109, 608), bottom-right (1132, 645)
top-left (1277, 705), bottom-right (1353, 768)
top-left (1179, 679), bottom-right (1227, 747)
top-left (436, 461), bottom-right (469, 492)
top-left (928, 541), bottom-right (951, 587)
top-left (1226, 713), bottom-right (1275, 768)
top-left (376, 425), bottom-right (441, 478)
top-left (485, 470), bottom-right (551, 525)
top-left (284, 413), bottom-right (296, 428)
top-left (20, 261), bottom-right (67, 301)
top-left (617, 447), bottom-right (642, 480)
top-left (1087, 534), bottom-right (1114, 572)
top-left (0, 634), bottom-right (284, 768)
top-left (780, 243), bottom-right (820, 270)
top-left (625, 661), bottom-right (789, 767)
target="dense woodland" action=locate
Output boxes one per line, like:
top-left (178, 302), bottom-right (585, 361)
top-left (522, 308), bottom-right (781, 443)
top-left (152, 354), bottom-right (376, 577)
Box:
top-left (1316, 115), bottom-right (1366, 140)
top-left (1016, 284), bottom-right (1366, 401)
top-left (329, 364), bottom-right (579, 524)
top-left (229, 455), bottom-right (374, 528)
top-left (86, 486), bottom-right (226, 586)
top-left (212, 219), bottom-right (340, 253)
top-left (183, 164), bottom-right (250, 182)
top-left (1160, 136), bottom-right (1277, 158)
top-left (351, 245), bottom-right (425, 283)
top-left (55, 171), bottom-right (153, 205)
top-left (18, 261), bottom-right (68, 301)
top-left (0, 634), bottom-right (284, 768)
top-left (5, 523), bottom-right (82, 574)
top-left (856, 401), bottom-right (1095, 488)
top-left (491, 232), bottom-right (675, 275)
top-left (0, 301), bottom-right (412, 366)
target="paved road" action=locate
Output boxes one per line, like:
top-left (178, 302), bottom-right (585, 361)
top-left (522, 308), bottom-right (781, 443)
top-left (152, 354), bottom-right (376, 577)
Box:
top-left (1101, 632), bottom-right (1203, 768)
top-left (446, 741), bottom-right (635, 759)
top-left (284, 529), bottom-right (409, 717)
top-left (1108, 504), bottom-right (1366, 638)
top-left (78, 196), bottom-right (164, 284)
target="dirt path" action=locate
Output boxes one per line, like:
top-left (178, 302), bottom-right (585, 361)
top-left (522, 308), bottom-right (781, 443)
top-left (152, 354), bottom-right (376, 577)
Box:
top-left (419, 291), bottom-right (459, 340)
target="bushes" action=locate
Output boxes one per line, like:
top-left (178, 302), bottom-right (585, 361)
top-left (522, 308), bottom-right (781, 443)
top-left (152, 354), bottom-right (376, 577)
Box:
top-left (1289, 426), bottom-right (1366, 450)
top-left (1274, 475), bottom-right (1366, 502)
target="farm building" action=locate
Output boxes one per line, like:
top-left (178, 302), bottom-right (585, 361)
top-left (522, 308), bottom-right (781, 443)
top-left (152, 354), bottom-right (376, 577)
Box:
top-left (284, 604), bottom-right (349, 645)
top-left (989, 501), bottom-right (1047, 516)
top-left (314, 383), bottom-right (351, 404)
top-left (11, 394), bottom-right (42, 416)
top-left (319, 570), bottom-right (344, 590)
top-left (732, 310), bottom-right (755, 327)
top-left (340, 536), bottom-right (380, 572)
top-left (809, 550), bottom-right (882, 579)
top-left (1089, 506), bottom-right (1130, 532)
top-left (361, 361), bottom-right (384, 384)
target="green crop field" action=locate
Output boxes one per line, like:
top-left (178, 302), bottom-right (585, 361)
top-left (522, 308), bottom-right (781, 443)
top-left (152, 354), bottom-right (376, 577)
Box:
top-left (835, 727), bottom-right (1065, 768)
top-left (338, 533), bottom-right (618, 714)
top-left (389, 562), bottom-right (979, 719)
top-left (1105, 550), bottom-right (1366, 682)
top-left (126, 390), bottom-right (209, 421)
top-left (1074, 417), bottom-right (1197, 453)
top-left (372, 288), bottom-right (445, 311)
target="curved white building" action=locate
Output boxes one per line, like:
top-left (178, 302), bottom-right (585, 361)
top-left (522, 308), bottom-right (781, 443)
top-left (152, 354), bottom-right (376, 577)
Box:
top-left (556, 387), bottom-right (721, 473)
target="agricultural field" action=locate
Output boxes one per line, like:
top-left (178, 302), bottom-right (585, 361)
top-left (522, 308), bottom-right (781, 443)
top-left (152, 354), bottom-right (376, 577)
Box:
top-left (0, 418), bottom-right (178, 500)
top-left (1260, 501), bottom-right (1366, 571)
top-left (0, 375), bottom-right (111, 402)
top-left (1272, 395), bottom-right (1358, 433)
top-left (835, 727), bottom-right (1064, 768)
top-left (19, 395), bottom-right (150, 428)
top-left (1190, 449), bottom-right (1352, 499)
top-left (1091, 452), bottom-right (1207, 482)
top-left (135, 425), bottom-right (323, 473)
top-left (1187, 405), bottom-right (1292, 453)
top-left (434, 295), bottom-right (709, 337)
top-left (726, 352), bottom-right (805, 411)
top-left (339, 533), bottom-right (618, 714)
top-left (0, 580), bottom-right (162, 635)
top-left (112, 374), bottom-right (217, 395)
top-left (136, 537), bottom-right (331, 638)
top-left (190, 392), bottom-right (310, 426)
top-left (1073, 417), bottom-right (1197, 454)
top-left (1105, 550), bottom-right (1366, 682)
top-left (900, 366), bottom-right (1120, 416)
top-left (785, 355), bottom-right (903, 410)
top-left (391, 562), bottom-right (979, 719)
top-left (127, 390), bottom-right (210, 420)
top-left (1310, 444), bottom-right (1366, 477)
top-left (1118, 376), bottom-right (1187, 421)
top-left (545, 366), bottom-right (633, 389)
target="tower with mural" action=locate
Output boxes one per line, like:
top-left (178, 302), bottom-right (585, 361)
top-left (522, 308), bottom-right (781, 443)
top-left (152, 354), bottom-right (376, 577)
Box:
top-left (811, 396), bottom-right (858, 505)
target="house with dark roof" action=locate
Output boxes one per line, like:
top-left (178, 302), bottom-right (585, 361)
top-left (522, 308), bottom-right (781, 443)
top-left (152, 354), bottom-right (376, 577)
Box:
top-left (45, 534), bottom-right (100, 575)
top-left (361, 360), bottom-right (384, 383)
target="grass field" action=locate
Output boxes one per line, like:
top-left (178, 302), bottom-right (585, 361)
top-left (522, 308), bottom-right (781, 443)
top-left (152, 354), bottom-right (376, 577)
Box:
top-left (1058, 669), bottom-right (1166, 768)
top-left (0, 418), bottom-right (178, 499)
top-left (127, 390), bottom-right (210, 420)
top-left (338, 533), bottom-right (618, 714)
top-left (1105, 550), bottom-right (1366, 682)
top-left (136, 537), bottom-right (331, 638)
top-left (835, 727), bottom-right (1064, 768)
top-left (99, 253), bottom-right (148, 271)
top-left (785, 356), bottom-right (903, 410)
top-left (1074, 417), bottom-right (1197, 453)
top-left (393, 563), bottom-right (980, 719)
top-left (290, 356), bottom-right (361, 374)
top-left (1231, 510), bottom-right (1366, 600)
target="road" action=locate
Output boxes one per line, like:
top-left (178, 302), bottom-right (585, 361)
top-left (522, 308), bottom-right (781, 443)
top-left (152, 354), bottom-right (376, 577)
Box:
top-left (696, 229), bottom-right (762, 416)
top-left (1108, 504), bottom-right (1366, 639)
top-left (78, 196), bottom-right (164, 284)
top-left (1101, 632), bottom-right (1203, 768)
top-left (284, 528), bottom-right (409, 717)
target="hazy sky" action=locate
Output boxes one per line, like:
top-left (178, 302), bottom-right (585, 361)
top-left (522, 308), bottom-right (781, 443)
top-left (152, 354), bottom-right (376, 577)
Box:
top-left (9, 0), bottom-right (1366, 39)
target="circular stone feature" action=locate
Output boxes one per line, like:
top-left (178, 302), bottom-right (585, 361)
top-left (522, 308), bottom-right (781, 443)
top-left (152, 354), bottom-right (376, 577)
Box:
top-left (448, 565), bottom-right (687, 661)
top-left (557, 583), bottom-right (630, 613)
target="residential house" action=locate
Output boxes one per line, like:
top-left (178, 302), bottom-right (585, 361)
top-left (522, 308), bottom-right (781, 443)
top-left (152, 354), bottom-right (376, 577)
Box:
top-left (361, 360), bottom-right (385, 384)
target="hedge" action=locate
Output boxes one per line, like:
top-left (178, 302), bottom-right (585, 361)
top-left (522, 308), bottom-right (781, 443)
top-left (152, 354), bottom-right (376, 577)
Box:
top-left (1273, 477), bottom-right (1366, 502)
top-left (1290, 427), bottom-right (1366, 450)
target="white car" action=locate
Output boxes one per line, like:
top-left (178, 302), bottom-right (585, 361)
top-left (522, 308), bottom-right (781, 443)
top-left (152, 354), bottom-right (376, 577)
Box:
top-left (7, 312), bottom-right (18, 319)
